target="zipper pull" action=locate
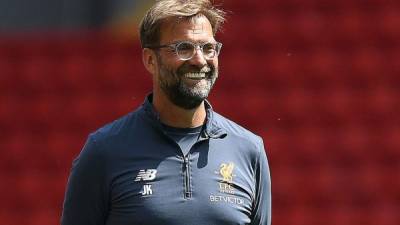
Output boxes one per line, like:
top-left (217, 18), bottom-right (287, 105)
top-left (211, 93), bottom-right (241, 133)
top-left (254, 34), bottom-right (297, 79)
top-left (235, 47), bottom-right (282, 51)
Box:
top-left (182, 157), bottom-right (188, 170)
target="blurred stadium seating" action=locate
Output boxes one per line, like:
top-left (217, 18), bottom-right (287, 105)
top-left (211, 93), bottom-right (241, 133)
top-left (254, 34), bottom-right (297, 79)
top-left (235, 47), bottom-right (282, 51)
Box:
top-left (0, 0), bottom-right (399, 224)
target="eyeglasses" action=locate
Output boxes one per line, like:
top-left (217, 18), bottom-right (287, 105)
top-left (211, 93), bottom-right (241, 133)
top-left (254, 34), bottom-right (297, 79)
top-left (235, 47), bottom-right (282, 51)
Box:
top-left (145, 41), bottom-right (222, 61)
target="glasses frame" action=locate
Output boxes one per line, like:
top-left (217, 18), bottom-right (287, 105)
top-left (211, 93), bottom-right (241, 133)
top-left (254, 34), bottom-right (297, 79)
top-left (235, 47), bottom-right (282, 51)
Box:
top-left (145, 41), bottom-right (223, 61)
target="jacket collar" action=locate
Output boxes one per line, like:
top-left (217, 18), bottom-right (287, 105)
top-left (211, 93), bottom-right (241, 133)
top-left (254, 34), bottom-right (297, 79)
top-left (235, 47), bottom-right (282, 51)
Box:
top-left (142, 93), bottom-right (227, 139)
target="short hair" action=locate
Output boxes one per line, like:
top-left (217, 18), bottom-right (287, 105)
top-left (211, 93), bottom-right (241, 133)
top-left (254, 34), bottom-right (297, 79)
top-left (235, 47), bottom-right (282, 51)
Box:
top-left (139, 0), bottom-right (226, 48)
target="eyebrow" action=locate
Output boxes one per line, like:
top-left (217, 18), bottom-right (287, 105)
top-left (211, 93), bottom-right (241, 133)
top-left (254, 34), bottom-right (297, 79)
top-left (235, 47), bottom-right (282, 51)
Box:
top-left (171, 40), bottom-right (216, 44)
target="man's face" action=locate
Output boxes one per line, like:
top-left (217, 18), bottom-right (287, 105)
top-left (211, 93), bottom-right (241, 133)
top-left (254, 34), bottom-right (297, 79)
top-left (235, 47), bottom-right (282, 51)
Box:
top-left (154, 16), bottom-right (219, 109)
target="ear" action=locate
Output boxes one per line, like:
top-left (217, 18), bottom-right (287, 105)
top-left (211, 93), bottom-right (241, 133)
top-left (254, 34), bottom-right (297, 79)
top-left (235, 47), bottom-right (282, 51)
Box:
top-left (142, 48), bottom-right (158, 75)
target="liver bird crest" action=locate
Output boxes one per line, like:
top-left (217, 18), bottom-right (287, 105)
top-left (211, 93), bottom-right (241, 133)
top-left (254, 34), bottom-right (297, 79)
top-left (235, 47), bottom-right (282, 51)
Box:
top-left (219, 163), bottom-right (235, 183)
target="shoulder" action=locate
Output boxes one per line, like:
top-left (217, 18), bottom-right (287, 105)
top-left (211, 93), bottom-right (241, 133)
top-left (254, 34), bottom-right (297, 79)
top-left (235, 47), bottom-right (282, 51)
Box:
top-left (88, 106), bottom-right (144, 149)
top-left (212, 111), bottom-right (264, 152)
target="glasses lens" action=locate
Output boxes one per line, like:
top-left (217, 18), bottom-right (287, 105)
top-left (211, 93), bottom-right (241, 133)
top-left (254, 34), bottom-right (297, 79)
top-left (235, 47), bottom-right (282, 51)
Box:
top-left (176, 42), bottom-right (195, 60)
top-left (202, 43), bottom-right (216, 59)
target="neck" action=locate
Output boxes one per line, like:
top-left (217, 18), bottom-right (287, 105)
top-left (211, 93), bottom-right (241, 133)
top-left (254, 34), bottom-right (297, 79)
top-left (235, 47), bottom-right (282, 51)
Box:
top-left (152, 90), bottom-right (206, 128)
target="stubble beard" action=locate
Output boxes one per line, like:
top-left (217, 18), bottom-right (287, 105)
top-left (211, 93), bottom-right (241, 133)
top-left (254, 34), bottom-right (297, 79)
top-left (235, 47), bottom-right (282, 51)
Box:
top-left (157, 57), bottom-right (218, 110)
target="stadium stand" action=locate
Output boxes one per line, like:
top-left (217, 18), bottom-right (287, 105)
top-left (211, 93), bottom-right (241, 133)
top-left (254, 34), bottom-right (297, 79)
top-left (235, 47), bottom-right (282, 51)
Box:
top-left (0, 0), bottom-right (399, 224)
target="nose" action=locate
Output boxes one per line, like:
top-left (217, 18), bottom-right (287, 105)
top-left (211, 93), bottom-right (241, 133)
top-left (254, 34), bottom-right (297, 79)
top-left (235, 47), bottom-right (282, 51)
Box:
top-left (188, 47), bottom-right (207, 67)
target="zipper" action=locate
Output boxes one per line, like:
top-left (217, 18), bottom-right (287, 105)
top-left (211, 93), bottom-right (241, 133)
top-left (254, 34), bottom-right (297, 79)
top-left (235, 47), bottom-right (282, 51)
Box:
top-left (181, 134), bottom-right (209, 199)
top-left (182, 155), bottom-right (192, 199)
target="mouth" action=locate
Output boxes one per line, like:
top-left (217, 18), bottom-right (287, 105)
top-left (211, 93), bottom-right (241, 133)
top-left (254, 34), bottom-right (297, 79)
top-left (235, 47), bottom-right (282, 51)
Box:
top-left (184, 72), bottom-right (208, 80)
top-left (183, 67), bottom-right (212, 80)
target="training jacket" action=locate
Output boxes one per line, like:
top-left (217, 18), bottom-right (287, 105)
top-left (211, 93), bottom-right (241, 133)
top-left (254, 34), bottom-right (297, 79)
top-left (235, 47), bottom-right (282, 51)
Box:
top-left (61, 94), bottom-right (271, 225)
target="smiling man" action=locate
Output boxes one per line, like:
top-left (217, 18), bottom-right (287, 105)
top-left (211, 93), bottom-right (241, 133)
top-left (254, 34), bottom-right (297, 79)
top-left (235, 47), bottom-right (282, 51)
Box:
top-left (142, 11), bottom-right (221, 126)
top-left (61, 1), bottom-right (271, 225)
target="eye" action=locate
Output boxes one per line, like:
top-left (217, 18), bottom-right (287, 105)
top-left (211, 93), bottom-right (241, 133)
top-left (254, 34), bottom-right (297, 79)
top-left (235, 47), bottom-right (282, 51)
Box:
top-left (177, 42), bottom-right (194, 52)
top-left (203, 43), bottom-right (215, 53)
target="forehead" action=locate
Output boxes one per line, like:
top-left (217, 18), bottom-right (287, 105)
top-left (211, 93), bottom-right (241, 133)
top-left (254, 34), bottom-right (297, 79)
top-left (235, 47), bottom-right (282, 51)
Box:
top-left (159, 16), bottom-right (214, 43)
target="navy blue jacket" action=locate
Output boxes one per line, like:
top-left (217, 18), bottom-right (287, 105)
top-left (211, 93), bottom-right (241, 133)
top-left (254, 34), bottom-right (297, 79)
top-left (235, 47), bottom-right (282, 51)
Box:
top-left (61, 95), bottom-right (271, 225)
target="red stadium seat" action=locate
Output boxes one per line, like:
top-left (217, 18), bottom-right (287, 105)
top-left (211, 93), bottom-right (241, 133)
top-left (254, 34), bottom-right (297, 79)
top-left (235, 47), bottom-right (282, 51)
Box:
top-left (1, 1), bottom-right (400, 224)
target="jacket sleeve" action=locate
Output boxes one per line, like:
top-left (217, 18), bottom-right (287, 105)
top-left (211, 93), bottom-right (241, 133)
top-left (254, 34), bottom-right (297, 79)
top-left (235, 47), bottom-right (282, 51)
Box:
top-left (250, 137), bottom-right (272, 225)
top-left (61, 135), bottom-right (109, 225)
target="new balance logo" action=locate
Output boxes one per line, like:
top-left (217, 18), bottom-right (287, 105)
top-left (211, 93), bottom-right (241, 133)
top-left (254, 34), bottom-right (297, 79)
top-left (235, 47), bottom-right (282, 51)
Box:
top-left (142, 185), bottom-right (153, 196)
top-left (135, 169), bottom-right (157, 182)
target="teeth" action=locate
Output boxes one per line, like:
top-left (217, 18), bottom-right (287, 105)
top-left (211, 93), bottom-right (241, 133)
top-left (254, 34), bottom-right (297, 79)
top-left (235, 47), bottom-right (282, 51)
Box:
top-left (201, 68), bottom-right (211, 73)
top-left (184, 72), bottom-right (206, 79)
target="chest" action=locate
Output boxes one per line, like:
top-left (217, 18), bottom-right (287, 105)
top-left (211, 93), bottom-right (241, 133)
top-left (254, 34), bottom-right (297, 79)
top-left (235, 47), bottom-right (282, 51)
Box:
top-left (105, 141), bottom-right (256, 225)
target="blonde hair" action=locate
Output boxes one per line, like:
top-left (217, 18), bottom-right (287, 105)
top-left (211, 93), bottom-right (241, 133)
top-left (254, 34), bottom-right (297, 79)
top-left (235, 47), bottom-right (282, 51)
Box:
top-left (139, 0), bottom-right (226, 48)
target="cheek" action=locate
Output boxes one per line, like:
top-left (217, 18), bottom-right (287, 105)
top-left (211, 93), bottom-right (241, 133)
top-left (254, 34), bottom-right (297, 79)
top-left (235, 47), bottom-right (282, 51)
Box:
top-left (160, 52), bottom-right (183, 68)
top-left (165, 61), bottom-right (185, 75)
top-left (158, 57), bottom-right (180, 75)
top-left (210, 59), bottom-right (218, 69)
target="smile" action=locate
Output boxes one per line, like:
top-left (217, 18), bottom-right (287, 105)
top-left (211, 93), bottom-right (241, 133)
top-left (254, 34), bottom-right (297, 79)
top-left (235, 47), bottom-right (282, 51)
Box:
top-left (184, 72), bottom-right (207, 80)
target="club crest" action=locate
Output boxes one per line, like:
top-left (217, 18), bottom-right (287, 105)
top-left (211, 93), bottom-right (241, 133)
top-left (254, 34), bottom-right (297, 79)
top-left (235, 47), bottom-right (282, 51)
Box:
top-left (219, 162), bottom-right (235, 183)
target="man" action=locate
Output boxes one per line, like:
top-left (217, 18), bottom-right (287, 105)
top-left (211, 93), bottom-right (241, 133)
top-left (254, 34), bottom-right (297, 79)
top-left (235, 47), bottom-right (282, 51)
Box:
top-left (61, 0), bottom-right (271, 224)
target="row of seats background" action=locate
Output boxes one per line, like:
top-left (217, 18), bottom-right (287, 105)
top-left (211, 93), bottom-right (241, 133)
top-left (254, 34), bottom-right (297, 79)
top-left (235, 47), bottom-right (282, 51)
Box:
top-left (0, 0), bottom-right (399, 224)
